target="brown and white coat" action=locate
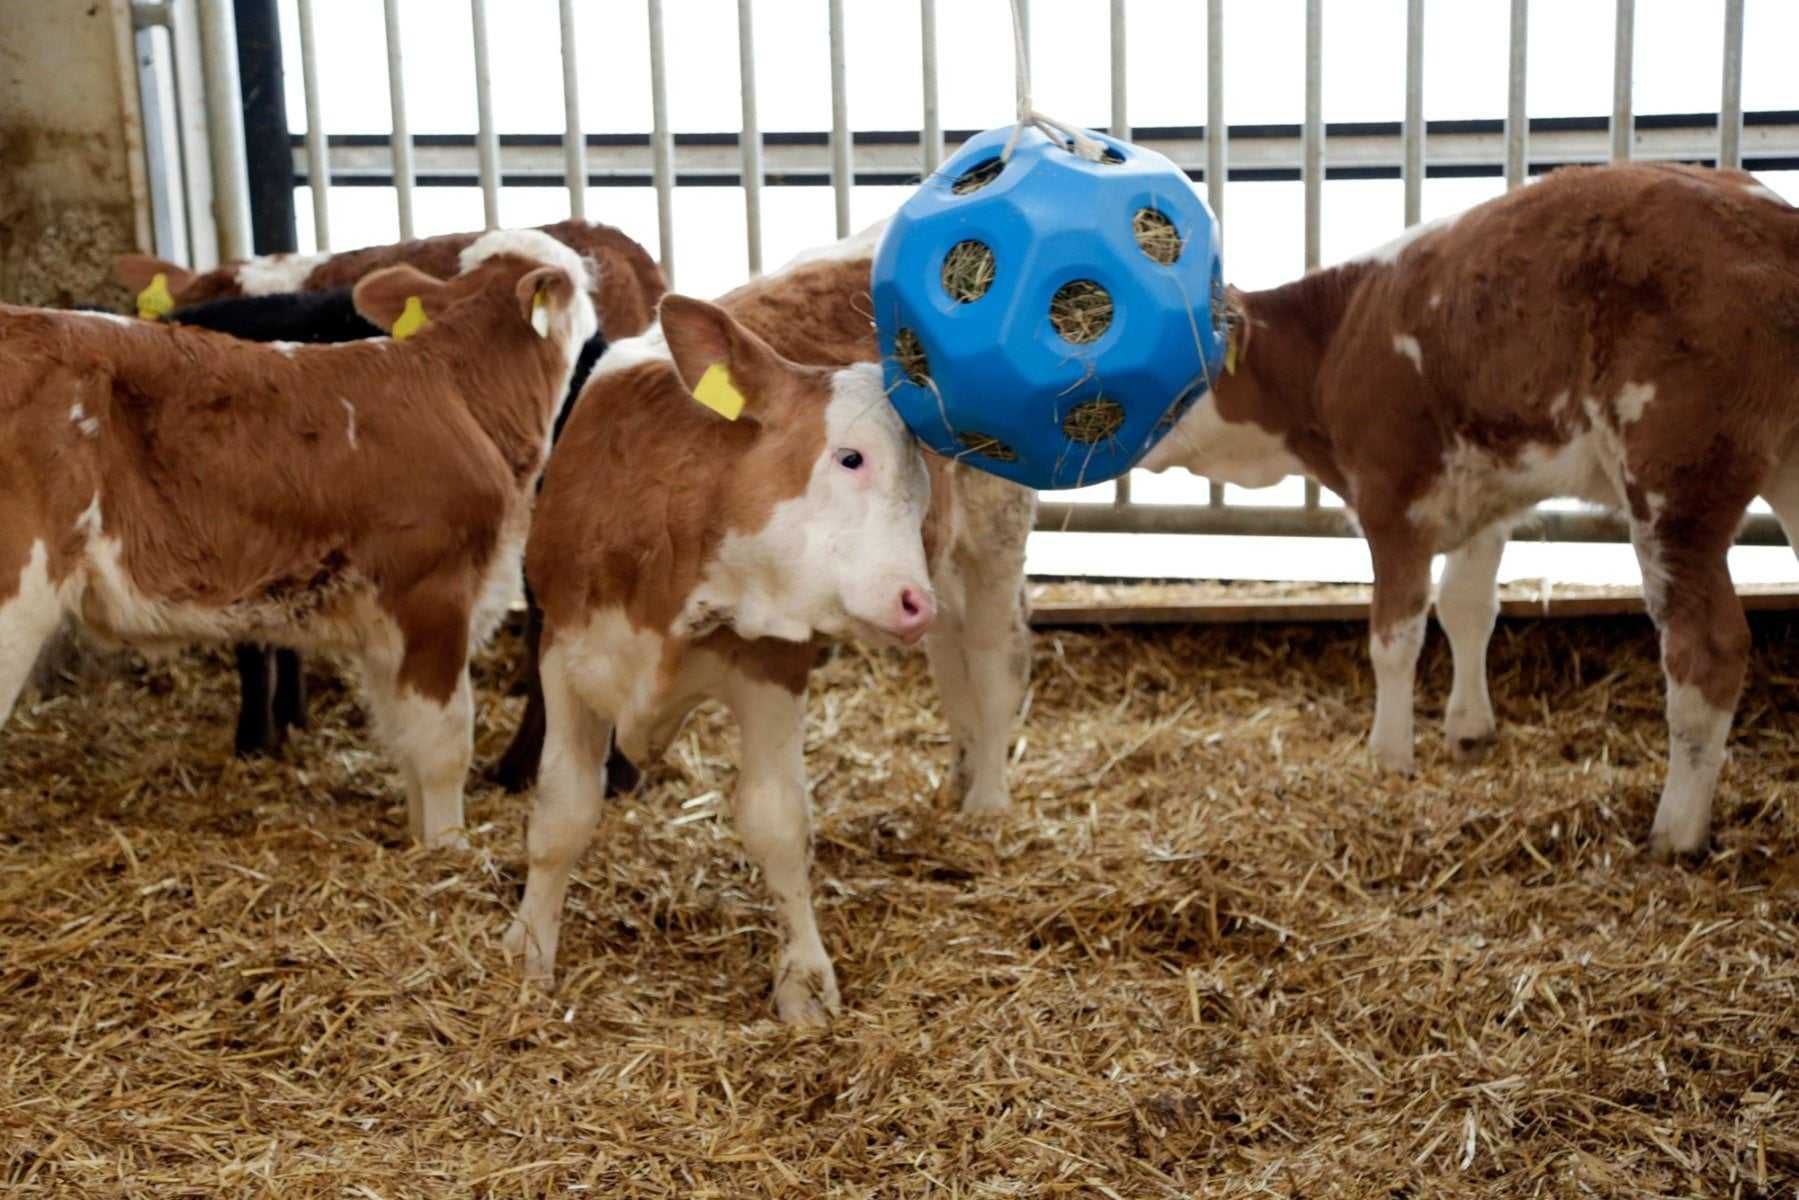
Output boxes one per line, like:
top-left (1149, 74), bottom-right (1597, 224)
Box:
top-left (1142, 163), bottom-right (1799, 857)
top-left (0, 229), bottom-right (600, 846)
top-left (505, 226), bottom-right (1037, 1023)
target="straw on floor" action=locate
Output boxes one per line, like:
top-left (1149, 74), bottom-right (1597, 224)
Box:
top-left (2, 606), bottom-right (1796, 1196)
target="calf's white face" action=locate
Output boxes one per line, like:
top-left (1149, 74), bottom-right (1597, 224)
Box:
top-left (779, 362), bottom-right (935, 645)
top-left (658, 296), bottom-right (937, 648)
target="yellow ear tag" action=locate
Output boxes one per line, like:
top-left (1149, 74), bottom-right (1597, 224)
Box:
top-left (692, 362), bottom-right (746, 421)
top-left (391, 294), bottom-right (428, 340)
top-left (1224, 335), bottom-right (1239, 376)
top-left (136, 272), bottom-right (175, 321)
top-left (530, 289), bottom-right (551, 338)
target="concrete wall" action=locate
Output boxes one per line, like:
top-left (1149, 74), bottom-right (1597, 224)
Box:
top-left (0, 0), bottom-right (150, 308)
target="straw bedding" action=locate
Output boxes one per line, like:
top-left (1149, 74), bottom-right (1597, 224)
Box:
top-left (2, 606), bottom-right (1796, 1196)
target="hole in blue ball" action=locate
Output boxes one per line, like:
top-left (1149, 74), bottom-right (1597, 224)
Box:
top-left (1050, 280), bottom-right (1112, 344)
top-left (1063, 397), bottom-right (1126, 444)
top-left (951, 157), bottom-right (1005, 195)
top-left (1133, 209), bottom-right (1182, 265)
top-left (941, 241), bottom-right (996, 303)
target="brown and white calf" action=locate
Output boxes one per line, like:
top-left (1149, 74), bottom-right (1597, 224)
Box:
top-left (0, 229), bottom-right (599, 846)
top-left (1142, 162), bottom-right (1799, 858)
top-left (116, 217), bottom-right (665, 342)
top-left (504, 229), bottom-right (1036, 1022)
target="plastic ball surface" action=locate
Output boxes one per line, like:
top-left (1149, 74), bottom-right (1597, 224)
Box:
top-left (872, 125), bottom-right (1227, 491)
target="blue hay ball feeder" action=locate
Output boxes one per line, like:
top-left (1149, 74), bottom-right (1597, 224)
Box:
top-left (873, 125), bottom-right (1228, 491)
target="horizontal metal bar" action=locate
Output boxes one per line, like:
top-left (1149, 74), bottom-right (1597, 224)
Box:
top-left (291, 112), bottom-right (1799, 190)
top-left (1035, 502), bottom-right (1788, 547)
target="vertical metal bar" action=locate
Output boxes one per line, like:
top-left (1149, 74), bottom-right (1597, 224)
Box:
top-left (382, 0), bottom-right (415, 238)
top-left (647, 0), bottom-right (675, 285)
top-left (1302, 0), bottom-right (1323, 510)
top-left (920, 0), bottom-right (942, 176)
top-left (1303, 0), bottom-right (1322, 272)
top-left (559, 0), bottom-right (587, 221)
top-left (296, 0), bottom-right (330, 249)
top-left (1109, 0), bottom-right (1131, 507)
top-left (1207, 0), bottom-right (1226, 508)
top-left (1720, 0), bottom-right (1745, 169)
top-left (737, 0), bottom-right (763, 274)
top-left (471, 0), bottom-right (501, 230)
top-left (1109, 0), bottom-right (1127, 139)
top-left (827, 0), bottom-right (852, 239)
top-left (196, 0), bottom-right (253, 260)
top-left (1505, 0), bottom-right (1528, 189)
top-left (1206, 0), bottom-right (1225, 222)
top-left (1610, 0), bottom-right (1634, 162)
top-left (1403, 0), bottom-right (1424, 227)
top-left (134, 22), bottom-right (191, 262)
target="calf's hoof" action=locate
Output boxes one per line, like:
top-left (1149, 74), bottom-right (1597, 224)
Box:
top-left (1370, 739), bottom-right (1415, 776)
top-left (1447, 728), bottom-right (1498, 763)
top-left (502, 917), bottom-right (558, 986)
top-left (773, 956), bottom-right (841, 1026)
top-left (423, 826), bottom-right (470, 852)
top-left (958, 787), bottom-right (1010, 818)
top-left (1647, 821), bottom-right (1709, 863)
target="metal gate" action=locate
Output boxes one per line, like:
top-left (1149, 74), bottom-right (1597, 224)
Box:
top-left (128, 0), bottom-right (1799, 548)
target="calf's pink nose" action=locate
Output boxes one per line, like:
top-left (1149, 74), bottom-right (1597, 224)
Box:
top-left (892, 585), bottom-right (936, 643)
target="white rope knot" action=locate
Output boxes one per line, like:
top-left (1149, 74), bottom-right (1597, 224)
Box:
top-left (1000, 0), bottom-right (1108, 165)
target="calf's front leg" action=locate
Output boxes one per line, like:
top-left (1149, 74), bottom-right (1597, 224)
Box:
top-left (725, 675), bottom-right (838, 1024)
top-left (1365, 522), bottom-right (1433, 774)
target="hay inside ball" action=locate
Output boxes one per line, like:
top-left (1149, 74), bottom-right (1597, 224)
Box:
top-left (873, 125), bottom-right (1228, 491)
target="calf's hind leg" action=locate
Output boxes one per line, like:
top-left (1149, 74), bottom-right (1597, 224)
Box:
top-left (1364, 521), bottom-right (1434, 774)
top-left (1437, 522), bottom-right (1508, 758)
top-left (359, 599), bottom-right (475, 848)
top-left (1631, 513), bottom-right (1751, 860)
top-left (504, 643), bottom-right (613, 984)
top-left (0, 542), bottom-right (65, 727)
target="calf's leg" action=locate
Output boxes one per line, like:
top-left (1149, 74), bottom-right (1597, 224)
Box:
top-left (725, 674), bottom-right (838, 1024)
top-left (359, 605), bottom-right (474, 848)
top-left (272, 648), bottom-right (307, 732)
top-left (1365, 523), bottom-right (1434, 774)
top-left (487, 597), bottom-right (640, 796)
top-left (232, 644), bottom-right (281, 757)
top-left (504, 643), bottom-right (612, 984)
top-left (1436, 522), bottom-right (1508, 758)
top-left (0, 542), bottom-right (65, 727)
top-left (1631, 517), bottom-right (1749, 859)
top-left (924, 481), bottom-right (1033, 815)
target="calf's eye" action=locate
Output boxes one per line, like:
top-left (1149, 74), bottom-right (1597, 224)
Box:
top-left (836, 449), bottom-right (865, 471)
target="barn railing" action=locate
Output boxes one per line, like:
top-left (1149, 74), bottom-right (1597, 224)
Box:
top-left (144, 0), bottom-right (1796, 546)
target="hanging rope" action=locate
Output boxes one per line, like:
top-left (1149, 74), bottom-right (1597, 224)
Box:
top-left (1000, 0), bottom-right (1107, 164)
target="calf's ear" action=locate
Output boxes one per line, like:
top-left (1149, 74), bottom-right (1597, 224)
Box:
top-left (515, 266), bottom-right (577, 338)
top-left (115, 255), bottom-right (196, 318)
top-left (658, 293), bottom-right (792, 424)
top-left (353, 265), bottom-right (452, 337)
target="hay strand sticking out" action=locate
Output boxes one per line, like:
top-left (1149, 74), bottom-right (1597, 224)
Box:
top-left (955, 430), bottom-right (1019, 462)
top-left (892, 328), bottom-right (930, 386)
top-left (1050, 279), bottom-right (1113, 344)
top-left (1062, 397), bottom-right (1126, 444)
top-left (1133, 208), bottom-right (1183, 265)
top-left (940, 240), bottom-right (996, 303)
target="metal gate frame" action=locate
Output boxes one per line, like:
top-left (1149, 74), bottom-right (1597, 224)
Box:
top-left (148, 0), bottom-right (1799, 546)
